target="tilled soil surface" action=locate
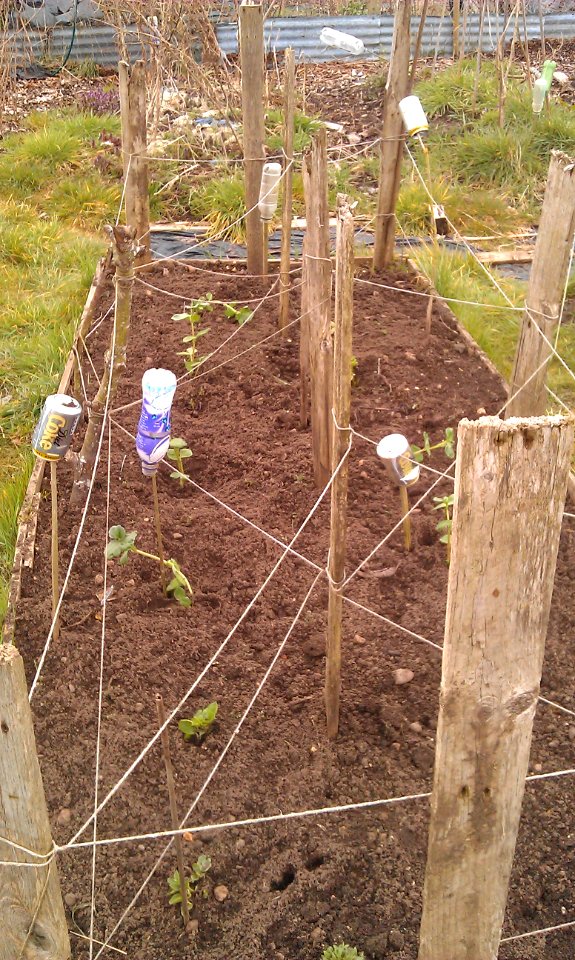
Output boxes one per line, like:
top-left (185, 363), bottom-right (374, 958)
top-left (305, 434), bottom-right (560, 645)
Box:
top-left (15, 262), bottom-right (575, 959)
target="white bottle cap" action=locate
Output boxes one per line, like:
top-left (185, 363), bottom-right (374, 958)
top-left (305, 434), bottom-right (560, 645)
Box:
top-left (258, 162), bottom-right (282, 221)
top-left (399, 95), bottom-right (429, 137)
top-left (141, 368), bottom-right (177, 412)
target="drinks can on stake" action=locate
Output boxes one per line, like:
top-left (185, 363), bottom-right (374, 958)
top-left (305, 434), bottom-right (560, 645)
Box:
top-left (136, 368), bottom-right (177, 477)
top-left (31, 394), bottom-right (82, 461)
top-left (376, 434), bottom-right (420, 487)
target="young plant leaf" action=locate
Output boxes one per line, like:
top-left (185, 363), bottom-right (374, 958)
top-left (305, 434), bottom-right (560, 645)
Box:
top-left (178, 702), bottom-right (218, 741)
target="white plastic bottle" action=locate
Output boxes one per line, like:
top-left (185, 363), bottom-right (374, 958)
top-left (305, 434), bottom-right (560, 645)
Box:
top-left (319, 27), bottom-right (365, 56)
top-left (258, 162), bottom-right (282, 221)
top-left (136, 368), bottom-right (177, 477)
top-left (399, 95), bottom-right (429, 137)
top-left (532, 77), bottom-right (547, 115)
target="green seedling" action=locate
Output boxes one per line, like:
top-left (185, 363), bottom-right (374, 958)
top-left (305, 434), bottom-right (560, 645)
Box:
top-left (433, 493), bottom-right (455, 563)
top-left (167, 855), bottom-right (212, 915)
top-left (106, 525), bottom-right (193, 607)
top-left (178, 702), bottom-right (218, 742)
top-left (167, 436), bottom-right (192, 486)
top-left (225, 302), bottom-right (253, 326)
top-left (322, 945), bottom-right (365, 960)
top-left (172, 297), bottom-right (212, 375)
top-left (412, 427), bottom-right (455, 463)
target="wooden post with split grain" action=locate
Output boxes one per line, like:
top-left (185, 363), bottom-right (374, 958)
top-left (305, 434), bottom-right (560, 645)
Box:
top-left (0, 644), bottom-right (70, 959)
top-left (507, 152), bottom-right (575, 418)
top-left (452, 0), bottom-right (460, 59)
top-left (418, 413), bottom-right (574, 960)
top-left (119, 60), bottom-right (150, 263)
top-left (373, 0), bottom-right (411, 270)
top-left (239, 0), bottom-right (266, 275)
top-left (71, 225), bottom-right (137, 505)
top-left (303, 129), bottom-right (333, 488)
top-left (325, 196), bottom-right (354, 740)
top-left (279, 47), bottom-right (296, 335)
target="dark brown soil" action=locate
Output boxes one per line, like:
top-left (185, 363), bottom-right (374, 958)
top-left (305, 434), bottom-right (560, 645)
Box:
top-left (15, 262), bottom-right (575, 959)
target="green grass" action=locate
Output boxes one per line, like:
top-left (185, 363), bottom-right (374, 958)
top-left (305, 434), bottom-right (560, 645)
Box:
top-left (0, 111), bottom-right (115, 624)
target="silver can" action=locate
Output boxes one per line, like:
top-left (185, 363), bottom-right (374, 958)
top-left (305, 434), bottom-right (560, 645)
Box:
top-left (376, 433), bottom-right (420, 487)
top-left (31, 394), bottom-right (82, 462)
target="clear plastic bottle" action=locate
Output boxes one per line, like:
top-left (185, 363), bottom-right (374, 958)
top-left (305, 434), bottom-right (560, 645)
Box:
top-left (136, 368), bottom-right (177, 477)
top-left (319, 27), bottom-right (365, 56)
top-left (532, 77), bottom-right (547, 115)
top-left (258, 162), bottom-right (282, 221)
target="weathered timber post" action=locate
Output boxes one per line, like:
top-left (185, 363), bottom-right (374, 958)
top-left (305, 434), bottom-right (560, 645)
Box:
top-left (373, 0), bottom-right (411, 270)
top-left (418, 414), bottom-right (574, 960)
top-left (0, 644), bottom-right (70, 959)
top-left (409, 0), bottom-right (429, 92)
top-left (507, 152), bottom-right (575, 418)
top-left (302, 129), bottom-right (333, 488)
top-left (452, 0), bottom-right (460, 59)
top-left (239, 0), bottom-right (266, 275)
top-left (279, 47), bottom-right (296, 335)
top-left (325, 196), bottom-right (354, 740)
top-left (71, 225), bottom-right (137, 505)
top-left (300, 245), bottom-right (311, 428)
top-left (118, 60), bottom-right (150, 263)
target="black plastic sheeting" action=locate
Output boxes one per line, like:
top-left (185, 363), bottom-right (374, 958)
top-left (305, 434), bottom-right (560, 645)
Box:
top-left (150, 228), bottom-right (474, 262)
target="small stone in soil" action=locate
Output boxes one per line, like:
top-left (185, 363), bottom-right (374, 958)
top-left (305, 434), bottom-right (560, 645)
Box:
top-left (568, 726), bottom-right (575, 740)
top-left (310, 928), bottom-right (324, 943)
top-left (388, 929), bottom-right (405, 951)
top-left (134, 702), bottom-right (144, 713)
top-left (186, 919), bottom-right (199, 936)
top-left (354, 633), bottom-right (366, 644)
top-left (235, 838), bottom-right (246, 851)
top-left (94, 574), bottom-right (104, 586)
top-left (409, 721), bottom-right (423, 733)
top-left (394, 668), bottom-right (414, 685)
top-left (57, 808), bottom-right (71, 826)
top-left (214, 884), bottom-right (229, 902)
top-left (64, 892), bottom-right (77, 908)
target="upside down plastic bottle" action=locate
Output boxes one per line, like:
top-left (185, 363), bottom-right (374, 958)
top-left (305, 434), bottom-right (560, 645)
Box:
top-left (135, 368), bottom-right (177, 477)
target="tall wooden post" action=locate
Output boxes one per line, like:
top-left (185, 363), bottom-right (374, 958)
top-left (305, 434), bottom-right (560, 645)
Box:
top-left (452, 0), bottom-right (460, 59)
top-left (239, 0), bottom-right (266, 275)
top-left (71, 225), bottom-right (137, 506)
top-left (279, 47), bottom-right (296, 335)
top-left (418, 414), bottom-right (574, 960)
top-left (303, 129), bottom-right (333, 488)
top-left (119, 60), bottom-right (150, 263)
top-left (0, 644), bottom-right (70, 959)
top-left (507, 152), bottom-right (575, 418)
top-left (373, 0), bottom-right (411, 270)
top-left (325, 198), bottom-right (354, 740)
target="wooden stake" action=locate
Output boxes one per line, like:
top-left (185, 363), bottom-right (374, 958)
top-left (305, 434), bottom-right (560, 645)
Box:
top-left (538, 0), bottom-right (545, 60)
top-left (325, 196), bottom-right (354, 740)
top-left (239, 0), bottom-right (266, 276)
top-left (418, 414), bottom-right (574, 960)
top-left (409, 0), bottom-right (429, 92)
top-left (460, 0), bottom-right (467, 59)
top-left (118, 60), bottom-right (150, 264)
top-left (521, 0), bottom-right (533, 91)
top-left (50, 461), bottom-right (60, 644)
top-left (299, 243), bottom-right (310, 428)
top-left (151, 474), bottom-right (167, 595)
top-left (71, 226), bottom-right (137, 506)
top-left (373, 0), bottom-right (411, 270)
top-left (425, 295), bottom-right (434, 338)
top-left (263, 220), bottom-right (269, 277)
top-left (472, 0), bottom-right (486, 109)
top-left (279, 47), bottom-right (296, 336)
top-left (303, 130), bottom-right (333, 489)
top-left (452, 0), bottom-right (460, 60)
top-left (507, 152), bottom-right (575, 418)
top-left (0, 644), bottom-right (70, 959)
top-left (399, 483), bottom-right (411, 551)
top-left (155, 694), bottom-right (189, 927)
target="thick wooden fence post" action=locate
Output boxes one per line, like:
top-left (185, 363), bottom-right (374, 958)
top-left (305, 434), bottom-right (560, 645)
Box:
top-left (119, 60), bottom-right (150, 263)
top-left (507, 152), bottom-right (575, 418)
top-left (373, 0), bottom-right (411, 270)
top-left (0, 644), bottom-right (70, 959)
top-left (303, 129), bottom-right (333, 488)
top-left (418, 414), bottom-right (574, 960)
top-left (325, 196), bottom-right (354, 740)
top-left (279, 47), bottom-right (295, 335)
top-left (239, 0), bottom-right (266, 275)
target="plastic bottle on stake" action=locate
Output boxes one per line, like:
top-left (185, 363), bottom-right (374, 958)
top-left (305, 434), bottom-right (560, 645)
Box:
top-left (258, 162), bottom-right (282, 221)
top-left (319, 27), bottom-right (365, 56)
top-left (136, 368), bottom-right (177, 477)
top-left (399, 96), bottom-right (429, 138)
top-left (532, 77), bottom-right (547, 114)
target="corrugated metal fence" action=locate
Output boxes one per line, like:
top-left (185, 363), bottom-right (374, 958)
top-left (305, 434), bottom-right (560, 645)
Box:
top-left (6, 12), bottom-right (575, 70)
top-left (217, 12), bottom-right (575, 61)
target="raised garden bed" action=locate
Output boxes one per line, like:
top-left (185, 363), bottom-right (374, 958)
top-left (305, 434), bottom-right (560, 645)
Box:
top-left (15, 261), bottom-right (575, 959)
